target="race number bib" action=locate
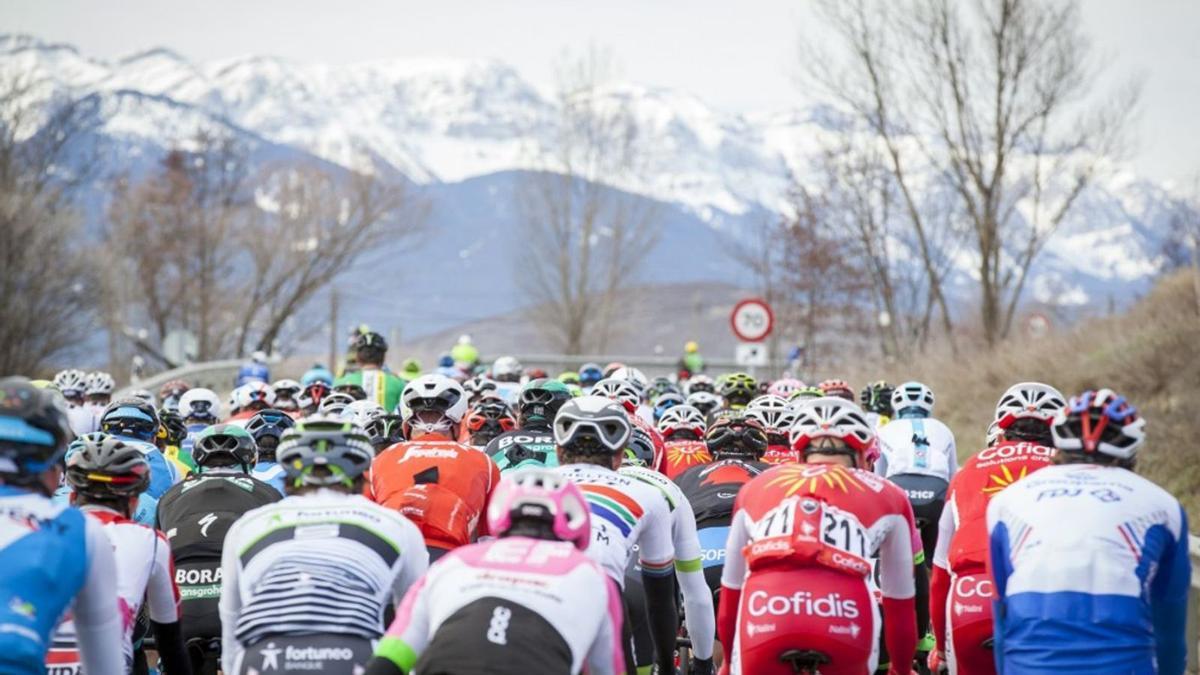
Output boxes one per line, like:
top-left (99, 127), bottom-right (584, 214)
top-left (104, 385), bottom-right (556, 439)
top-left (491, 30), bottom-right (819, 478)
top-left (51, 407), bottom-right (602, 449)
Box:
top-left (745, 497), bottom-right (872, 577)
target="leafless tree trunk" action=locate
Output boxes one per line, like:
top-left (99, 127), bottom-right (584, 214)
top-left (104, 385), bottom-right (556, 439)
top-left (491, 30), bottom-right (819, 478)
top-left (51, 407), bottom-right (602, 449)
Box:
top-left (808, 0), bottom-right (1139, 347)
top-left (517, 48), bottom-right (660, 355)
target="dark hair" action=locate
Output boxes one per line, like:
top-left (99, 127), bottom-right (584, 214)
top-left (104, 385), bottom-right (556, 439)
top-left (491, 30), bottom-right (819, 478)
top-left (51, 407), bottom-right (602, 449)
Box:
top-left (504, 516), bottom-right (560, 542)
top-left (558, 447), bottom-right (616, 468)
top-left (1053, 449), bottom-right (1135, 471)
top-left (1004, 418), bottom-right (1053, 446)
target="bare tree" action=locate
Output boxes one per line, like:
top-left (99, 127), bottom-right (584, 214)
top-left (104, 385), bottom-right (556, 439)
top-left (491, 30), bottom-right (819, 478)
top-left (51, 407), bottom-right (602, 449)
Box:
top-left (808, 0), bottom-right (1140, 346)
top-left (517, 48), bottom-right (660, 354)
top-left (0, 74), bottom-right (100, 374)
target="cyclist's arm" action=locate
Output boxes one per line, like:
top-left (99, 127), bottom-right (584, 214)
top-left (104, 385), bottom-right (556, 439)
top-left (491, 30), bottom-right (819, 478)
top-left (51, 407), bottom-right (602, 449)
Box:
top-left (930, 500), bottom-right (957, 658)
top-left (879, 502), bottom-right (918, 675)
top-left (637, 497), bottom-right (678, 675)
top-left (1150, 506), bottom-right (1190, 675)
top-left (717, 505), bottom-right (750, 651)
top-left (369, 575), bottom-right (431, 675)
top-left (671, 493), bottom-right (715, 661)
top-left (985, 499), bottom-right (1013, 673)
top-left (584, 573), bottom-right (628, 675)
top-left (392, 520), bottom-right (430, 608)
top-left (73, 517), bottom-right (124, 675)
top-left (146, 531), bottom-right (190, 674)
top-left (218, 520), bottom-right (245, 674)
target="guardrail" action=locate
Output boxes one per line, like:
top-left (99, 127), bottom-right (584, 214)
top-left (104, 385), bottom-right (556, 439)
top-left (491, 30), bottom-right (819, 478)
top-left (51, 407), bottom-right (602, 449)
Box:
top-left (117, 359), bottom-right (243, 400)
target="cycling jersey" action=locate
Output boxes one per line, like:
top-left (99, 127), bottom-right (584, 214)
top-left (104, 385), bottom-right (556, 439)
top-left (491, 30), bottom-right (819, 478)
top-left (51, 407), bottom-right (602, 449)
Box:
top-left (369, 438), bottom-right (500, 553)
top-left (555, 464), bottom-right (675, 586)
top-left (875, 417), bottom-right (957, 482)
top-left (66, 405), bottom-right (100, 437)
top-left (760, 444), bottom-right (801, 465)
top-left (219, 488), bottom-right (429, 673)
top-left (250, 460), bottom-right (286, 495)
top-left (661, 440), bottom-right (712, 481)
top-left (156, 471), bottom-right (281, 643)
top-left (375, 537), bottom-right (626, 675)
top-left (485, 428), bottom-right (558, 473)
top-left (162, 443), bottom-right (195, 477)
top-left (335, 367), bottom-right (406, 412)
top-left (628, 413), bottom-right (666, 472)
top-left (48, 505), bottom-right (179, 672)
top-left (619, 464), bottom-right (715, 660)
top-left (719, 463), bottom-right (919, 675)
top-left (986, 464), bottom-right (1190, 674)
top-left (0, 486), bottom-right (123, 674)
top-left (235, 362), bottom-right (269, 388)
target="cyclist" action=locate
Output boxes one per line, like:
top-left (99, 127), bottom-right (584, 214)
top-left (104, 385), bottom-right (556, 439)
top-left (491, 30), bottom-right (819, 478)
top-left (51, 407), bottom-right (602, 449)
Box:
top-left (52, 434), bottom-right (191, 674)
top-left (234, 351), bottom-right (270, 388)
top-left (860, 381), bottom-right (895, 429)
top-left (363, 469), bottom-right (625, 675)
top-left (687, 390), bottom-right (724, 422)
top-left (369, 374), bottom-right (500, 561)
top-left (99, 398), bottom-right (181, 524)
top-left (554, 396), bottom-right (678, 675)
top-left (652, 390), bottom-right (686, 423)
top-left (745, 394), bottom-right (801, 464)
top-left (986, 389), bottom-right (1188, 674)
top-left (680, 340), bottom-right (705, 377)
top-left (687, 374), bottom-right (716, 395)
top-left (157, 423), bottom-right (279, 674)
top-left (718, 372), bottom-right (757, 411)
top-left (767, 377), bottom-right (804, 400)
top-left (298, 380), bottom-right (332, 415)
top-left (159, 379), bottom-right (192, 414)
top-left (319, 391), bottom-right (358, 417)
top-left (491, 356), bottom-right (524, 403)
top-left (269, 379), bottom-right (302, 413)
top-left (460, 395), bottom-right (517, 447)
top-left (0, 377), bottom-right (123, 674)
top-left (818, 378), bottom-right (856, 401)
top-left (593, 377), bottom-right (667, 472)
top-left (463, 375), bottom-right (499, 406)
top-left (335, 331), bottom-right (407, 411)
top-left (400, 358), bottom-right (423, 382)
top-left (301, 363), bottom-right (334, 387)
top-left (178, 387), bottom-right (220, 460)
top-left (344, 399), bottom-right (391, 449)
top-left (219, 417), bottom-right (428, 674)
top-left (84, 371), bottom-right (115, 409)
top-left (53, 369), bottom-right (88, 407)
top-left (226, 382), bottom-right (276, 425)
top-left (486, 378), bottom-right (573, 473)
top-left (719, 397), bottom-right (919, 675)
top-left (244, 408), bottom-right (295, 494)
top-left (157, 407), bottom-right (196, 476)
top-left (578, 363), bottom-right (604, 393)
top-left (658, 405), bottom-right (712, 480)
top-left (674, 414), bottom-right (770, 614)
top-left (788, 385), bottom-right (826, 404)
top-left (928, 382), bottom-right (1064, 675)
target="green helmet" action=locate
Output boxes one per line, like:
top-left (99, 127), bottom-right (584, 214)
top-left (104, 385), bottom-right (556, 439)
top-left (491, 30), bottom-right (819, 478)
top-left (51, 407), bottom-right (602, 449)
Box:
top-left (277, 415), bottom-right (375, 490)
top-left (517, 379), bottom-right (573, 428)
top-left (193, 423), bottom-right (257, 472)
top-left (401, 358), bottom-right (422, 379)
top-left (557, 371), bottom-right (582, 386)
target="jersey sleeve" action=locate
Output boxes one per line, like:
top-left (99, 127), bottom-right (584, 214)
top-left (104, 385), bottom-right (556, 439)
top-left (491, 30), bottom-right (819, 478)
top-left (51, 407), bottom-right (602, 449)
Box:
top-left (636, 489), bottom-right (675, 577)
top-left (393, 519), bottom-right (431, 604)
top-left (1150, 505), bottom-right (1190, 675)
top-left (219, 518), bottom-right (245, 674)
top-left (145, 530), bottom-right (182, 623)
top-left (932, 495), bottom-right (957, 570)
top-left (877, 495), bottom-right (918, 599)
top-left (719, 506), bottom-right (751, 590)
top-left (585, 572), bottom-right (627, 675)
top-left (73, 517), bottom-right (125, 675)
top-left (375, 572), bottom-right (433, 673)
top-left (671, 493), bottom-right (715, 660)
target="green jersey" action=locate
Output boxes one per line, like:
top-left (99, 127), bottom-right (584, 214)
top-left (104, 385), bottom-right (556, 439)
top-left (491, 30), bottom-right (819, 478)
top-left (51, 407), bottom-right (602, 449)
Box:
top-left (335, 367), bottom-right (406, 412)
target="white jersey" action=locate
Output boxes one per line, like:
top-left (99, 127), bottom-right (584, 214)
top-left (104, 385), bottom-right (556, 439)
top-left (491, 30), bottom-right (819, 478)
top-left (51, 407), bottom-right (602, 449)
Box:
top-left (876, 417), bottom-right (957, 482)
top-left (66, 404), bottom-right (101, 437)
top-left (51, 506), bottom-right (180, 671)
top-left (218, 489), bottom-right (429, 673)
top-left (556, 463), bottom-right (675, 586)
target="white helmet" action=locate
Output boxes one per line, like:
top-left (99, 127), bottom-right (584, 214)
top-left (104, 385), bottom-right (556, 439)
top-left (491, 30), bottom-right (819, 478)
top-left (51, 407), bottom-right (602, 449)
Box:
top-left (789, 397), bottom-right (875, 466)
top-left (994, 382), bottom-right (1065, 430)
top-left (178, 388), bottom-right (221, 423)
top-left (271, 379), bottom-right (302, 397)
top-left (345, 399), bottom-right (388, 446)
top-left (127, 388), bottom-right (157, 407)
top-left (53, 369), bottom-right (88, 397)
top-left (84, 371), bottom-right (115, 396)
top-left (891, 381), bottom-right (934, 417)
top-left (685, 391), bottom-right (723, 417)
top-left (400, 374), bottom-right (468, 437)
top-left (745, 395), bottom-right (798, 435)
top-left (233, 381), bottom-right (275, 411)
top-left (656, 404), bottom-right (708, 438)
top-left (591, 378), bottom-right (642, 413)
top-left (985, 420), bottom-right (1003, 447)
top-left (492, 356), bottom-right (523, 383)
top-left (318, 392), bottom-right (357, 417)
top-left (611, 367), bottom-right (649, 392)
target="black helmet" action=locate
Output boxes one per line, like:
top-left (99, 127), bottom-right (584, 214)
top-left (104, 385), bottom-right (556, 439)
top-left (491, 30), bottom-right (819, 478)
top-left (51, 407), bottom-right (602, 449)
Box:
top-left (156, 408), bottom-right (188, 446)
top-left (100, 398), bottom-right (160, 442)
top-left (353, 331), bottom-right (388, 363)
top-left (0, 376), bottom-right (73, 481)
top-left (193, 423), bottom-right (258, 472)
top-left (860, 381), bottom-right (895, 416)
top-left (624, 426), bottom-right (656, 467)
top-left (553, 396), bottom-right (632, 455)
top-left (705, 412), bottom-right (768, 460)
top-left (517, 379), bottom-right (573, 429)
top-left (65, 433), bottom-right (150, 498)
top-left (245, 408), bottom-right (296, 458)
top-left (277, 415), bottom-right (376, 490)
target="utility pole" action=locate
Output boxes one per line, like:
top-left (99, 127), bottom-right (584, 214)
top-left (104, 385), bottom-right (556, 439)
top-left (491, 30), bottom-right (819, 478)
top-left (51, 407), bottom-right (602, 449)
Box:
top-left (328, 287), bottom-right (339, 371)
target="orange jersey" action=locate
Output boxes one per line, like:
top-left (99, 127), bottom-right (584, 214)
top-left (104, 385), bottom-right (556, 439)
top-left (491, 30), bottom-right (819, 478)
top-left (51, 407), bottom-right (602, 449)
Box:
top-left (369, 438), bottom-right (500, 551)
top-left (661, 440), bottom-right (712, 480)
top-left (939, 441), bottom-right (1056, 573)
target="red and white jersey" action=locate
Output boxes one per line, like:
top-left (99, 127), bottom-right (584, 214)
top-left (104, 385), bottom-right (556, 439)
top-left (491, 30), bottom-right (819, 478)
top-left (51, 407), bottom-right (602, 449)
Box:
top-left (628, 413), bottom-right (667, 473)
top-left (932, 441), bottom-right (1056, 574)
top-left (661, 440), bottom-right (712, 481)
top-left (721, 463), bottom-right (918, 601)
top-left (51, 506), bottom-right (179, 671)
top-left (760, 444), bottom-right (801, 465)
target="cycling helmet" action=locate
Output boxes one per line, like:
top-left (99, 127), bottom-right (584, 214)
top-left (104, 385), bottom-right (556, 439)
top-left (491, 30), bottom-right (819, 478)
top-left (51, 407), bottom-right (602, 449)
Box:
top-left (245, 408), bottom-right (296, 458)
top-left (657, 405), bottom-right (708, 441)
top-left (892, 381), bottom-right (935, 418)
top-left (790, 397), bottom-right (875, 467)
top-left (578, 363), bottom-right (604, 388)
top-left (301, 364), bottom-right (334, 387)
top-left (271, 378), bottom-right (302, 398)
top-left (492, 356), bottom-right (523, 383)
top-left (767, 378), bottom-right (805, 399)
top-left (687, 374), bottom-right (715, 395)
top-left (318, 392), bottom-right (357, 417)
top-left (817, 379), bottom-right (855, 402)
top-left (686, 391), bottom-right (723, 418)
top-left (553, 396), bottom-right (632, 455)
top-left (789, 386), bottom-right (826, 403)
top-left (719, 372), bottom-right (758, 407)
top-left (332, 382), bottom-right (368, 401)
top-left (557, 371), bottom-right (582, 386)
top-left (345, 400), bottom-right (389, 448)
top-left (233, 381), bottom-right (276, 411)
top-left (400, 374), bottom-right (468, 437)
top-left (985, 420), bottom-right (1003, 448)
top-left (648, 376), bottom-right (677, 400)
top-left (178, 388), bottom-right (221, 423)
top-left (624, 426), bottom-right (657, 467)
top-left (299, 381), bottom-right (331, 411)
top-left (517, 379), bottom-right (573, 428)
top-left (401, 358), bottom-right (422, 380)
top-left (127, 388), bottom-right (157, 406)
top-left (277, 416), bottom-right (376, 489)
top-left (464, 397), bottom-right (518, 445)
top-left (192, 423), bottom-right (257, 471)
top-left (591, 378), bottom-right (643, 414)
top-left (156, 408), bottom-right (188, 446)
top-left (53, 369), bottom-right (88, 399)
top-left (84, 371), bottom-right (116, 397)
top-left (602, 362), bottom-right (625, 378)
top-left (65, 433), bottom-right (150, 498)
top-left (1051, 389), bottom-right (1145, 461)
top-left (745, 395), bottom-right (799, 445)
top-left (705, 413), bottom-right (769, 460)
top-left (994, 382), bottom-right (1066, 429)
top-left (860, 381), bottom-right (895, 416)
top-left (0, 377), bottom-right (73, 480)
top-left (353, 331), bottom-right (389, 364)
top-left (652, 391), bottom-right (686, 423)
top-left (611, 367), bottom-right (649, 392)
top-left (463, 376), bottom-right (498, 402)
top-left (100, 398), bottom-right (160, 442)
top-left (486, 468), bottom-right (591, 551)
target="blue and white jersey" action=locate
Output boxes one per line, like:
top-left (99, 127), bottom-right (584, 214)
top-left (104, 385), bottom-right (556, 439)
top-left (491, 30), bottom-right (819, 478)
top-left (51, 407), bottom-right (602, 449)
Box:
top-left (986, 464), bottom-right (1190, 674)
top-left (875, 416), bottom-right (957, 482)
top-left (251, 460), bottom-right (286, 496)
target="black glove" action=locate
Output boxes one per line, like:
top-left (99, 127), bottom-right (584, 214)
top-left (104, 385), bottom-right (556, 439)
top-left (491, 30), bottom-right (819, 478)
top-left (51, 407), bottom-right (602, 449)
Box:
top-left (692, 657), bottom-right (715, 675)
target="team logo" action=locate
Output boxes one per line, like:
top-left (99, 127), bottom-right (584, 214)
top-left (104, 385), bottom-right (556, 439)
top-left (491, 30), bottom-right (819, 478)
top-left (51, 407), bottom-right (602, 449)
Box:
top-left (981, 464), bottom-right (1030, 495)
top-left (763, 464), bottom-right (866, 497)
top-left (198, 513), bottom-right (218, 537)
top-left (747, 590), bottom-right (860, 619)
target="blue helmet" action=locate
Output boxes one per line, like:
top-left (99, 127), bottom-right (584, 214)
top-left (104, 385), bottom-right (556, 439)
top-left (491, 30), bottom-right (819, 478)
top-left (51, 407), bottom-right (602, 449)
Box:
top-left (301, 364), bottom-right (334, 386)
top-left (0, 377), bottom-right (73, 480)
top-left (100, 399), bottom-right (160, 442)
top-left (578, 363), bottom-right (604, 388)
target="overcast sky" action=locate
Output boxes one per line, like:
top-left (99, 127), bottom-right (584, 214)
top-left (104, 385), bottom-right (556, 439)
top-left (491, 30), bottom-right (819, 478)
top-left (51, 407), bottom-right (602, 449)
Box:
top-left (5, 0), bottom-right (1198, 186)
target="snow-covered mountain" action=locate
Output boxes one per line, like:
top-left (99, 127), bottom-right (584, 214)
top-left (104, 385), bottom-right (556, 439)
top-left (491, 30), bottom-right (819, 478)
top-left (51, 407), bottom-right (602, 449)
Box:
top-left (1, 33), bottom-right (1177, 340)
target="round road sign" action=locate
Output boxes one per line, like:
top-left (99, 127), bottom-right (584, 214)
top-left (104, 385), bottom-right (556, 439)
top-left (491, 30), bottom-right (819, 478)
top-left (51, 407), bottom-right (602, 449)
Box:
top-left (730, 298), bottom-right (774, 343)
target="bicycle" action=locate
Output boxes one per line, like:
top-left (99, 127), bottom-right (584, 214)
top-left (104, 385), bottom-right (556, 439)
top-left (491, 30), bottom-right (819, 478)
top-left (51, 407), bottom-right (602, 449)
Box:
top-left (779, 648), bottom-right (832, 675)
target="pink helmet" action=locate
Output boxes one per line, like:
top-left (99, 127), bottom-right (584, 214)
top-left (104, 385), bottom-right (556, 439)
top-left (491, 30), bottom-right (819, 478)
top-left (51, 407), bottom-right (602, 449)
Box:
top-left (486, 469), bottom-right (592, 551)
top-left (768, 377), bottom-right (805, 398)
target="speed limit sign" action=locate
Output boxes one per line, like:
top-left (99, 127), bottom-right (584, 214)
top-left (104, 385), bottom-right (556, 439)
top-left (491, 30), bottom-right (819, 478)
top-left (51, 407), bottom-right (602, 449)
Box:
top-left (730, 298), bottom-right (774, 343)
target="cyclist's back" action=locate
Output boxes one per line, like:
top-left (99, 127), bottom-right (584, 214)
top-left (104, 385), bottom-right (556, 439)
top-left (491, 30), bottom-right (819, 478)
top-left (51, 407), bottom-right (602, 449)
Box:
top-left (486, 378), bottom-right (571, 473)
top-left (657, 405), bottom-right (712, 480)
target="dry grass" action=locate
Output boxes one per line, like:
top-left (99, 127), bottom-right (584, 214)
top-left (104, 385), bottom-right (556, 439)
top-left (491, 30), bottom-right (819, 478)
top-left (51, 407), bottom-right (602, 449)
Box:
top-left (861, 271), bottom-right (1200, 521)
